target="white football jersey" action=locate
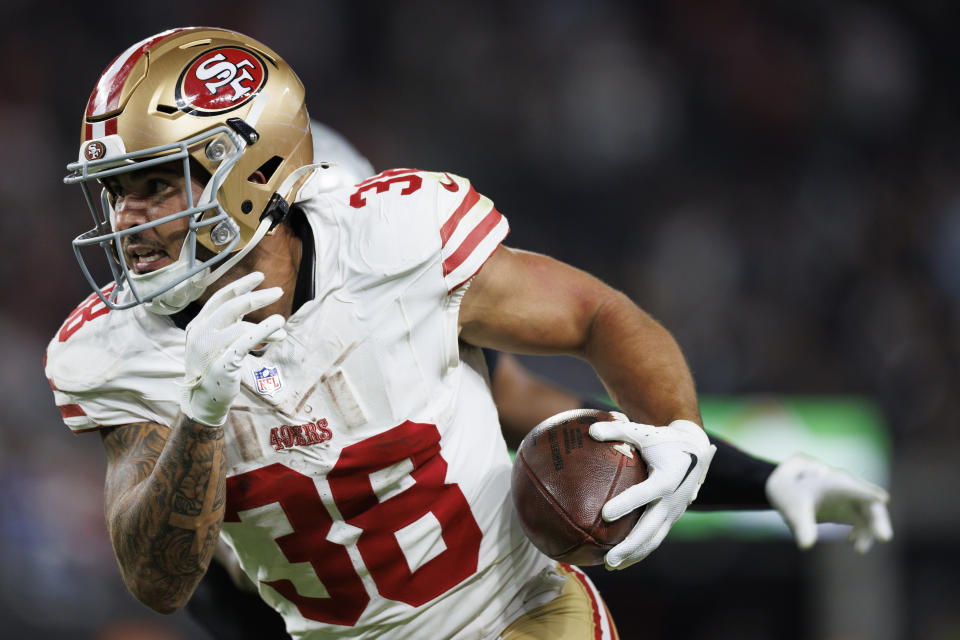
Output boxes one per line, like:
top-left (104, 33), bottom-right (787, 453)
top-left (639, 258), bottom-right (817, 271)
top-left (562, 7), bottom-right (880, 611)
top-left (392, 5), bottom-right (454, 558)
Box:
top-left (45, 169), bottom-right (559, 639)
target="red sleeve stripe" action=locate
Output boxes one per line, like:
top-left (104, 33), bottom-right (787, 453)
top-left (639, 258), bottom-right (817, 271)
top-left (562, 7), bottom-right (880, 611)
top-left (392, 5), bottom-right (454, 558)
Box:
top-left (441, 207), bottom-right (503, 277)
top-left (85, 28), bottom-right (189, 120)
top-left (444, 225), bottom-right (509, 293)
top-left (58, 404), bottom-right (87, 419)
top-left (440, 186), bottom-right (481, 246)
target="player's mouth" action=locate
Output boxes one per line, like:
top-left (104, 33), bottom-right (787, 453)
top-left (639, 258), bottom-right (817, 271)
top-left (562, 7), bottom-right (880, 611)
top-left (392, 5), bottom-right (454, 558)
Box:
top-left (126, 244), bottom-right (173, 274)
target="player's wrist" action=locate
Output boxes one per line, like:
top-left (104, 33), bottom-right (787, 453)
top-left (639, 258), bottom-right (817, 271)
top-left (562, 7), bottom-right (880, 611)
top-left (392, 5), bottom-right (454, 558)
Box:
top-left (180, 386), bottom-right (230, 428)
top-left (691, 437), bottom-right (776, 510)
top-left (179, 407), bottom-right (228, 429)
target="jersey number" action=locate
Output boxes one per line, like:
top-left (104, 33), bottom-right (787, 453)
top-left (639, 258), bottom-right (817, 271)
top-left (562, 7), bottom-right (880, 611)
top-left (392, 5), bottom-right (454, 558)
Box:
top-left (224, 421), bottom-right (482, 626)
top-left (58, 284), bottom-right (116, 342)
top-left (349, 169), bottom-right (423, 208)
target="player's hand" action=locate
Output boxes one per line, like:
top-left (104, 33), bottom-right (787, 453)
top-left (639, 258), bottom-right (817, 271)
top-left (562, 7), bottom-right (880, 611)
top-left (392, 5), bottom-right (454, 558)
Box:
top-left (765, 454), bottom-right (893, 553)
top-left (180, 272), bottom-right (287, 426)
top-left (589, 414), bottom-right (717, 570)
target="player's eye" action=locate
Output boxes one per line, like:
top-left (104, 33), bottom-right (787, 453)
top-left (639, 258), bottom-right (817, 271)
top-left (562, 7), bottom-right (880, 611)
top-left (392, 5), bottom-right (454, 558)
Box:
top-left (146, 178), bottom-right (171, 194)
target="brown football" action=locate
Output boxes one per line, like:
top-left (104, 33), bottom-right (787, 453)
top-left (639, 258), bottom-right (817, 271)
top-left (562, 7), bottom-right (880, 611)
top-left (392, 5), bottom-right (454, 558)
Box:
top-left (511, 408), bottom-right (648, 566)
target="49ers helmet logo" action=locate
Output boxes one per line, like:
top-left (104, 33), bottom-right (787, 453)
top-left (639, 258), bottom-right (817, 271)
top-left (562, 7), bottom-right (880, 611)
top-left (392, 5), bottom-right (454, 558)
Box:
top-left (175, 46), bottom-right (268, 116)
top-left (84, 140), bottom-right (106, 162)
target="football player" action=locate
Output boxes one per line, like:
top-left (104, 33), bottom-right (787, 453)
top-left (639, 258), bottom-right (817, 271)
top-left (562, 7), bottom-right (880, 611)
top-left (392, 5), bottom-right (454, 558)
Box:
top-left (47, 27), bottom-right (890, 640)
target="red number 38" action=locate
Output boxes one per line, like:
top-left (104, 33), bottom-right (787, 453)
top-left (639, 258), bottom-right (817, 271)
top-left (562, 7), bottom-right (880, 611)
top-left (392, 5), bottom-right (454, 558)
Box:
top-left (224, 421), bottom-right (482, 626)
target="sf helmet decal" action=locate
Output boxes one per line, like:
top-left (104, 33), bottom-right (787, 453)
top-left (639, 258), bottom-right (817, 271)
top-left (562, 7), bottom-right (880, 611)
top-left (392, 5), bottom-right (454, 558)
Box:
top-left (175, 46), bottom-right (268, 116)
top-left (83, 140), bottom-right (107, 161)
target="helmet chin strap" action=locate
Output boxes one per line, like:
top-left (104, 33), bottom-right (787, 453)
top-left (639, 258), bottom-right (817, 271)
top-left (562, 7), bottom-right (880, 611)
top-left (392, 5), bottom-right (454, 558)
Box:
top-left (143, 215), bottom-right (274, 315)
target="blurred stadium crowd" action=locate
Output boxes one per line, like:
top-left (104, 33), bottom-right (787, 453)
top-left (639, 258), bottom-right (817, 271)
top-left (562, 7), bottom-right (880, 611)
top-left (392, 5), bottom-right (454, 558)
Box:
top-left (1, 0), bottom-right (957, 638)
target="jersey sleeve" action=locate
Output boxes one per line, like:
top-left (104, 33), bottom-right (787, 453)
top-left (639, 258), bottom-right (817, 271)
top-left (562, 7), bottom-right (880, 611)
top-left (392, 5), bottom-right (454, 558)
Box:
top-left (45, 372), bottom-right (161, 433)
top-left (434, 172), bottom-right (509, 292)
top-left (44, 293), bottom-right (181, 434)
top-left (337, 169), bottom-right (509, 295)
top-left (45, 371), bottom-right (99, 432)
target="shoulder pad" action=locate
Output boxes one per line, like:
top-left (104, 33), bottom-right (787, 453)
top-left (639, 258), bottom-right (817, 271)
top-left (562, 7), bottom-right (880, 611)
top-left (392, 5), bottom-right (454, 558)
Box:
top-left (341, 169), bottom-right (509, 291)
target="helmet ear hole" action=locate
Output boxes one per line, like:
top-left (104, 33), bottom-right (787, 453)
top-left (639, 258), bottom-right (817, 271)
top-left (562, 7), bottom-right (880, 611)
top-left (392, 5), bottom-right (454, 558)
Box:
top-left (248, 155), bottom-right (283, 184)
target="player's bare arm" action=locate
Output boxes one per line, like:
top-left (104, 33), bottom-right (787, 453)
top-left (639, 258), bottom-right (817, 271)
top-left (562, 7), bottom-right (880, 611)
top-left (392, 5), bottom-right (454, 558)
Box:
top-left (100, 418), bottom-right (226, 614)
top-left (462, 245), bottom-right (716, 568)
top-left (459, 245), bottom-right (700, 427)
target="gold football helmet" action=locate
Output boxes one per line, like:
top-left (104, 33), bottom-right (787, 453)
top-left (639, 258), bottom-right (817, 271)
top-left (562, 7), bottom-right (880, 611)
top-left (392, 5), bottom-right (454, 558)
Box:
top-left (64, 27), bottom-right (313, 314)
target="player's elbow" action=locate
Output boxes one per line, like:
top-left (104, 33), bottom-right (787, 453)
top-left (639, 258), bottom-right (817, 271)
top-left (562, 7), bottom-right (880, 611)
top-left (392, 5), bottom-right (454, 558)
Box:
top-left (581, 289), bottom-right (649, 355)
top-left (144, 598), bottom-right (183, 616)
top-left (127, 582), bottom-right (190, 615)
top-left (122, 570), bottom-right (197, 615)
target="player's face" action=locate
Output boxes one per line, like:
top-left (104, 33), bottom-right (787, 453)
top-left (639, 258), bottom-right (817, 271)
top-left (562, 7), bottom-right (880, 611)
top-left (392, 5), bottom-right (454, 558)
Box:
top-left (106, 163), bottom-right (206, 274)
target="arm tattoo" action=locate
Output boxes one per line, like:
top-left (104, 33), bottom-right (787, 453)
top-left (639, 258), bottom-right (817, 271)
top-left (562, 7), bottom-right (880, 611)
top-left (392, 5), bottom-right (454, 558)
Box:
top-left (101, 417), bottom-right (226, 612)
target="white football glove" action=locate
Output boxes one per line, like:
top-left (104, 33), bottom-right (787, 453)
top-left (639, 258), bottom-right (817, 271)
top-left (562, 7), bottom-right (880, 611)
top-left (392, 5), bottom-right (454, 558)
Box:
top-left (765, 453), bottom-right (893, 553)
top-left (589, 413), bottom-right (717, 570)
top-left (180, 272), bottom-right (287, 427)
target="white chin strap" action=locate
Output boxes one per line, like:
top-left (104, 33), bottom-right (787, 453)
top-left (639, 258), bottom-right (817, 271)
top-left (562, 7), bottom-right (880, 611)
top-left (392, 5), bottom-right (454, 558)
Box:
top-left (141, 216), bottom-right (274, 315)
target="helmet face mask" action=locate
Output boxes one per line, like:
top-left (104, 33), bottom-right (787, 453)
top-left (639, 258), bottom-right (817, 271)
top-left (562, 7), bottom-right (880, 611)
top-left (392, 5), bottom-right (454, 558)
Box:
top-left (69, 125), bottom-right (244, 312)
top-left (64, 27), bottom-right (313, 314)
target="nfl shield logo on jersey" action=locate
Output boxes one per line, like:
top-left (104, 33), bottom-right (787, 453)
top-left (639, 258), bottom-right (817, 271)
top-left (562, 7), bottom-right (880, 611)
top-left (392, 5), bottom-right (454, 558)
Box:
top-left (253, 365), bottom-right (283, 396)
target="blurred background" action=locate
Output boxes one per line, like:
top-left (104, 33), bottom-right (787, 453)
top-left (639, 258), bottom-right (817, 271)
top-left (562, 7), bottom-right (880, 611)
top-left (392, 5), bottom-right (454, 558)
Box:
top-left (4, 0), bottom-right (959, 637)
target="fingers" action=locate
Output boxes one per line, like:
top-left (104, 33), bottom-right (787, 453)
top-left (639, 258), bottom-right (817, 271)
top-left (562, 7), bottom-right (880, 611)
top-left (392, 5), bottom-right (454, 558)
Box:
top-left (260, 324), bottom-right (289, 343)
top-left (823, 466), bottom-right (890, 502)
top-left (592, 421), bottom-right (690, 521)
top-left (604, 501), bottom-right (669, 569)
top-left (820, 467), bottom-right (892, 552)
top-left (848, 500), bottom-right (893, 554)
top-left (221, 315), bottom-right (288, 371)
top-left (188, 271), bottom-right (281, 332)
top-left (851, 527), bottom-right (875, 554)
top-left (602, 470), bottom-right (673, 521)
top-left (590, 419), bottom-right (709, 450)
top-left (779, 494), bottom-right (819, 550)
top-left (869, 501), bottom-right (894, 543)
top-left (590, 418), bottom-right (713, 568)
top-left (208, 286), bottom-right (284, 329)
top-left (236, 315), bottom-right (288, 354)
top-left (198, 271), bottom-right (266, 318)
top-left (605, 500), bottom-right (673, 570)
top-left (589, 420), bottom-right (645, 444)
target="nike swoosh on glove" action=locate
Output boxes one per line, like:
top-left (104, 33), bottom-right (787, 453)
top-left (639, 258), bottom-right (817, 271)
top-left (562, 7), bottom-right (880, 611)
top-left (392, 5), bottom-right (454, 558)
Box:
top-left (589, 413), bottom-right (717, 570)
top-left (765, 453), bottom-right (893, 553)
top-left (180, 272), bottom-right (287, 427)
